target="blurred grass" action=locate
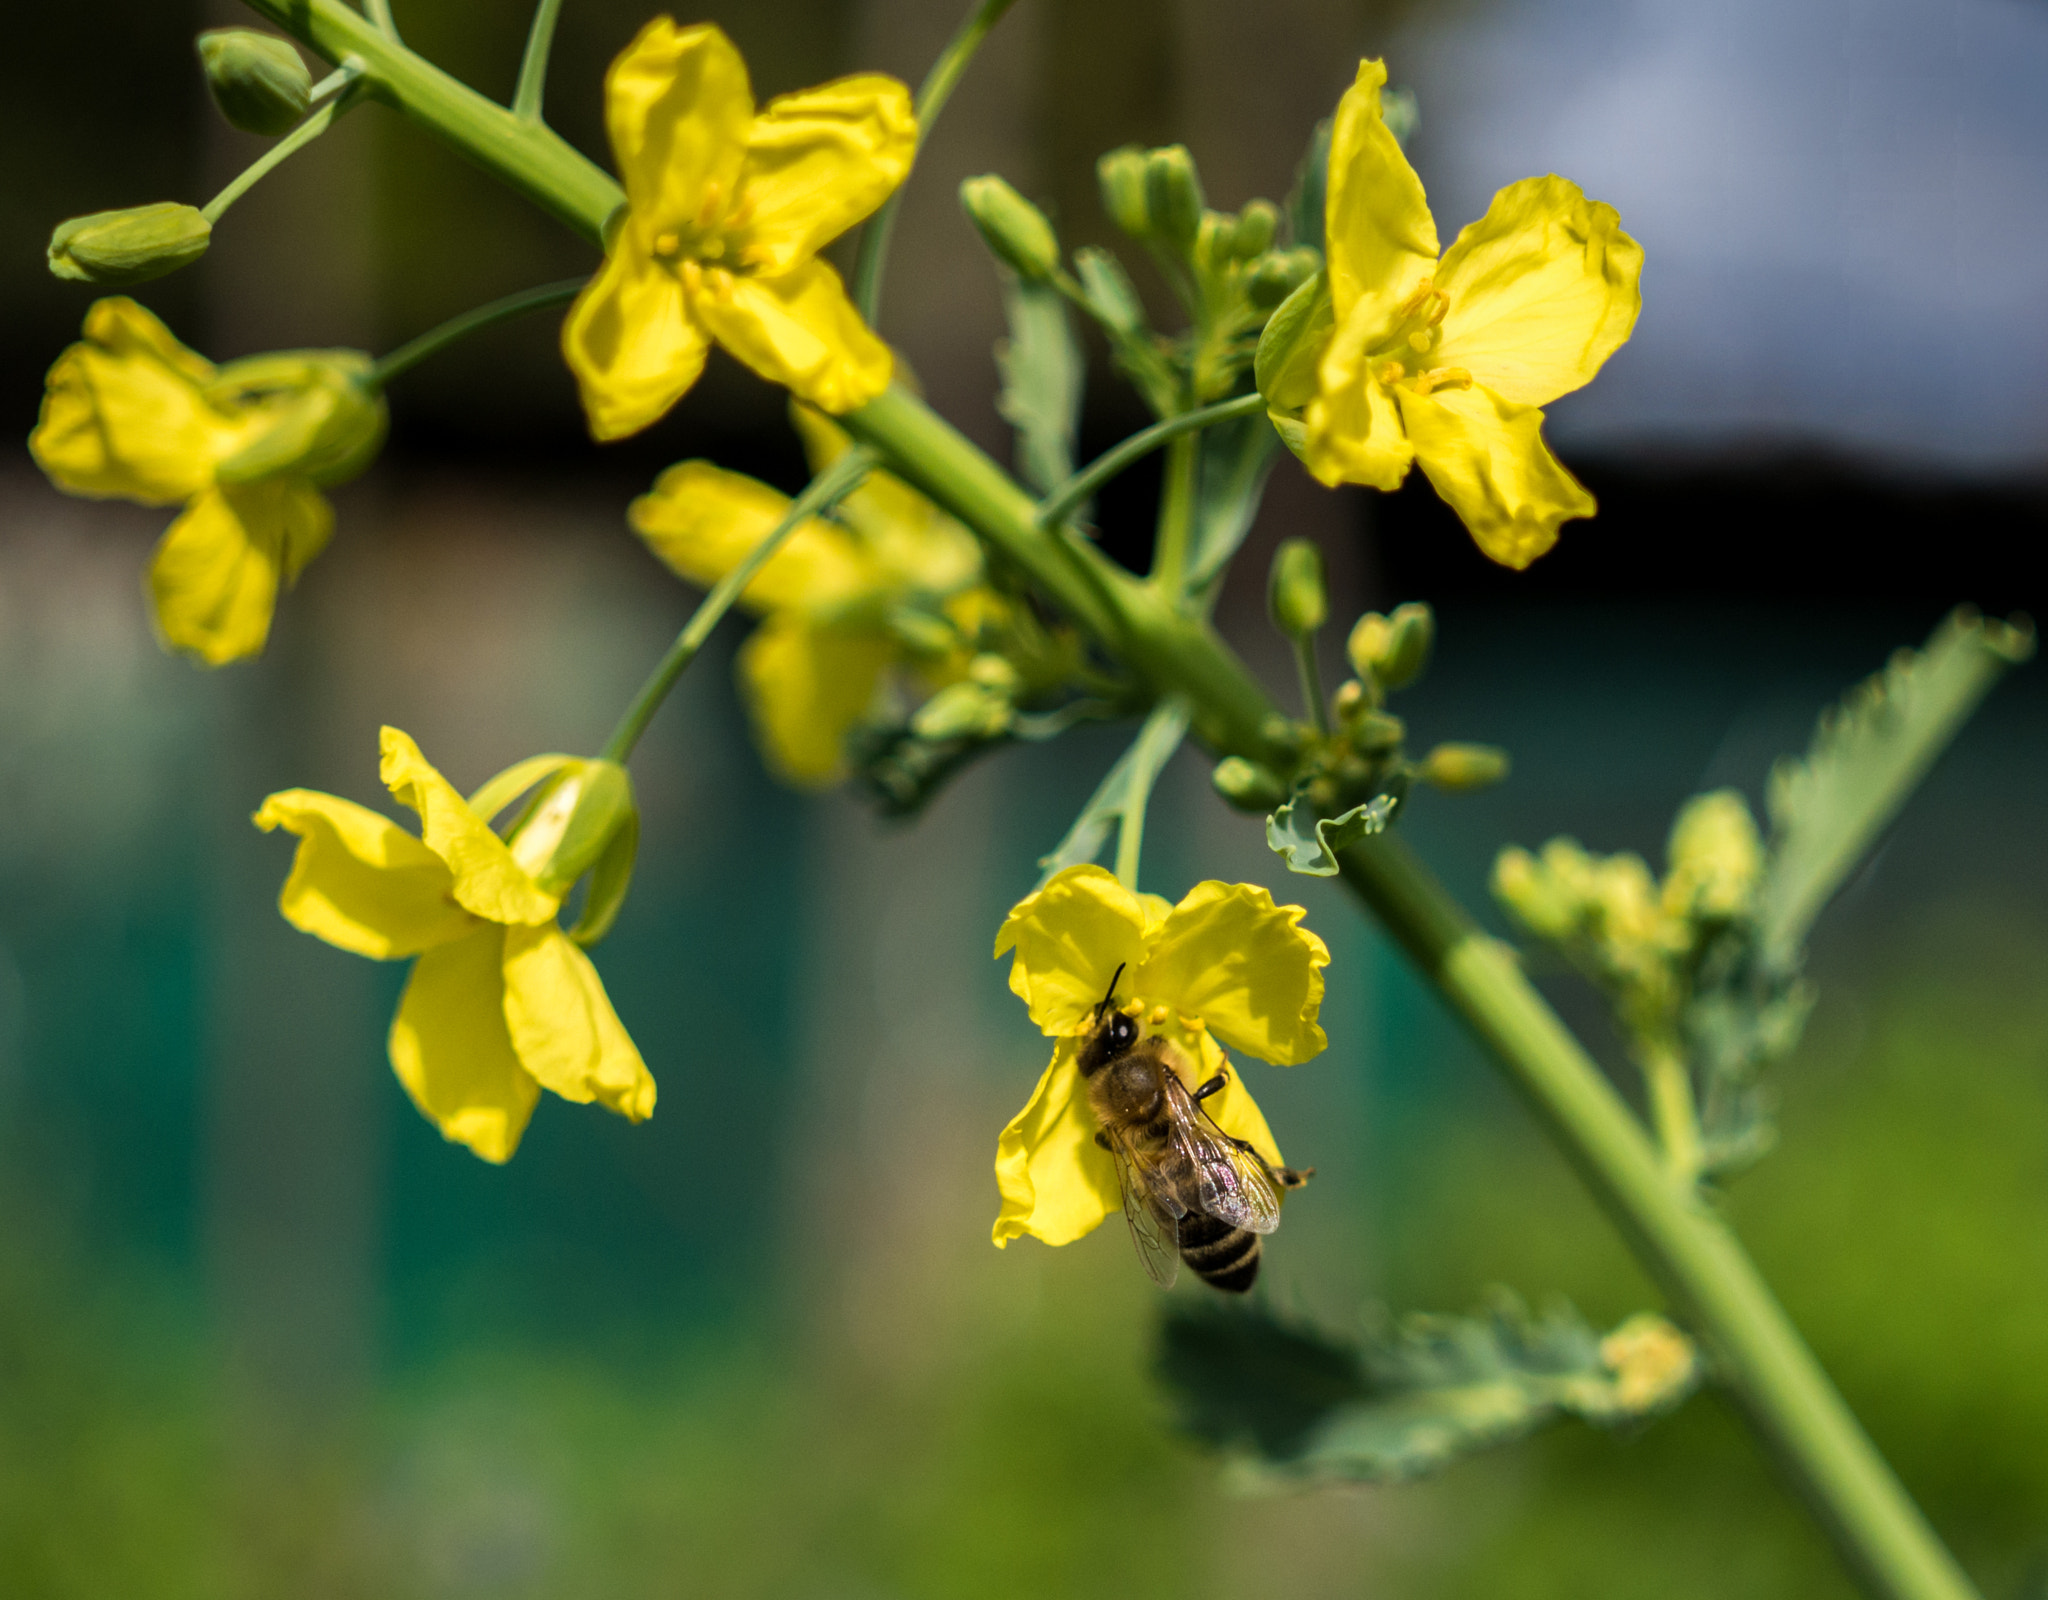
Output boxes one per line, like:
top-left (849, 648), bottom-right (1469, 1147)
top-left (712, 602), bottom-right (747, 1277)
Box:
top-left (5, 896), bottom-right (2045, 1597)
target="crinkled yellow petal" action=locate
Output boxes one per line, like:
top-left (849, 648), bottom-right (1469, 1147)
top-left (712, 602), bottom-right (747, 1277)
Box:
top-left (992, 864), bottom-right (1151, 1037)
top-left (1135, 881), bottom-right (1329, 1065)
top-left (733, 74), bottom-right (917, 277)
top-left (688, 258), bottom-right (891, 414)
top-left (378, 726), bottom-right (561, 926)
top-left (1398, 383), bottom-right (1595, 569)
top-left (629, 460), bottom-right (875, 612)
top-left (845, 475), bottom-right (982, 595)
top-left (147, 480), bottom-right (332, 666)
top-left (31, 298), bottom-right (237, 504)
top-left (1302, 300), bottom-right (1416, 491)
top-left (562, 246), bottom-right (710, 442)
top-left (1323, 59), bottom-right (1438, 326)
top-left (604, 18), bottom-right (752, 232)
top-left (500, 923), bottom-right (657, 1121)
top-left (736, 612), bottom-right (892, 787)
top-left (253, 789), bottom-right (475, 959)
top-left (1432, 174), bottom-right (1643, 408)
top-left (992, 1039), bottom-right (1121, 1247)
top-left (389, 926), bottom-right (540, 1164)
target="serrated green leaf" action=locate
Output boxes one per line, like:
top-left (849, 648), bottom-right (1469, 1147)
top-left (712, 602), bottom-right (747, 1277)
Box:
top-left (1159, 1294), bottom-right (1699, 1486)
top-left (1758, 607), bottom-right (2033, 964)
top-left (994, 275), bottom-right (1083, 496)
top-left (1266, 788), bottom-right (1397, 876)
top-left (1037, 699), bottom-right (1190, 885)
top-left (1186, 412), bottom-right (1280, 599)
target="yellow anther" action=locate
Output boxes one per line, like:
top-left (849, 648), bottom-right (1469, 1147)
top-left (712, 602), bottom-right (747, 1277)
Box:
top-left (653, 230), bottom-right (681, 259)
top-left (1378, 360), bottom-right (1408, 386)
top-left (1426, 289), bottom-right (1450, 327)
top-left (1148, 1004), bottom-right (1170, 1026)
top-left (1398, 277), bottom-right (1436, 318)
top-left (1425, 365), bottom-right (1472, 391)
top-left (678, 259), bottom-right (703, 292)
top-left (704, 265), bottom-right (735, 296)
top-left (1407, 329), bottom-right (1433, 353)
top-left (696, 182), bottom-right (724, 230)
top-left (1179, 1014), bottom-right (1207, 1033)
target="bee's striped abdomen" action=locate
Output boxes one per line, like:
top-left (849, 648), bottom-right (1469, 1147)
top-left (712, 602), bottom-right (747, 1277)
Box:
top-left (1175, 1208), bottom-right (1261, 1293)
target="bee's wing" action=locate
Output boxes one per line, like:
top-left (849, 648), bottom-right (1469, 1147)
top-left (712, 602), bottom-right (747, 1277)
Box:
top-left (1162, 1074), bottom-right (1283, 1235)
top-left (1106, 1130), bottom-right (1182, 1289)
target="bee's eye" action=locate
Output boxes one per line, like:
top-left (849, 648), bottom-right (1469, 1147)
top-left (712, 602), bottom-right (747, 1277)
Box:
top-left (1111, 1015), bottom-right (1136, 1047)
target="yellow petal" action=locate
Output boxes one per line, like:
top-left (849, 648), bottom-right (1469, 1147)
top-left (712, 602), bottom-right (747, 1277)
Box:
top-left (733, 74), bottom-right (917, 276)
top-left (992, 864), bottom-right (1151, 1037)
top-left (1398, 383), bottom-right (1595, 569)
top-left (500, 923), bottom-right (657, 1121)
top-left (389, 927), bottom-right (540, 1164)
top-left (1133, 881), bottom-right (1330, 1065)
top-left (377, 726), bottom-right (561, 925)
top-left (31, 298), bottom-right (236, 504)
top-left (147, 480), bottom-right (332, 666)
top-left (1432, 175), bottom-right (1643, 407)
top-left (253, 789), bottom-right (474, 959)
top-left (736, 612), bottom-right (892, 787)
top-left (1323, 60), bottom-right (1438, 326)
top-left (604, 18), bottom-right (752, 232)
top-left (628, 460), bottom-right (874, 612)
top-left (562, 246), bottom-right (710, 442)
top-left (1301, 299), bottom-right (1416, 491)
top-left (992, 1039), bottom-right (1121, 1247)
top-left (842, 475), bottom-right (982, 595)
top-left (688, 258), bottom-right (892, 414)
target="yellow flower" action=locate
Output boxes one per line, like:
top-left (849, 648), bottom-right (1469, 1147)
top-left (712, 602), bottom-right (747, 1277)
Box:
top-left (253, 727), bottom-right (655, 1164)
top-left (1300, 60), bottom-right (1642, 569)
top-left (563, 19), bottom-right (915, 440)
top-left (29, 297), bottom-right (384, 665)
top-left (990, 865), bottom-right (1331, 1249)
top-left (630, 406), bottom-right (984, 785)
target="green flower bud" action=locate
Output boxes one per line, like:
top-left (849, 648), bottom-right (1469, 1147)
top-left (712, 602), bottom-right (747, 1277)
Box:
top-left (1097, 146), bottom-right (1152, 237)
top-left (1211, 756), bottom-right (1289, 812)
top-left (1347, 601), bottom-right (1434, 690)
top-left (1662, 789), bottom-right (1762, 923)
top-left (1350, 709), bottom-right (1405, 753)
top-left (1331, 679), bottom-right (1369, 723)
top-left (1144, 146), bottom-right (1205, 253)
top-left (1254, 268), bottom-right (1332, 414)
top-left (1233, 200), bottom-right (1278, 260)
top-left (1492, 844), bottom-right (1584, 942)
top-left (1267, 537), bottom-right (1328, 639)
top-left (1194, 212), bottom-right (1234, 275)
top-left (1420, 742), bottom-right (1511, 791)
top-left (966, 653), bottom-right (1022, 694)
top-left (197, 29), bottom-right (312, 136)
top-left (1246, 247), bottom-right (1319, 311)
top-left (48, 204), bottom-right (211, 286)
top-left (209, 351), bottom-right (387, 488)
top-left (885, 607), bottom-right (960, 658)
top-left (960, 175), bottom-right (1060, 281)
top-left (912, 679), bottom-right (1014, 742)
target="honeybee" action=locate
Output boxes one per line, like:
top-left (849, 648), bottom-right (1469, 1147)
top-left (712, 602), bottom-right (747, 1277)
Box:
top-left (1080, 965), bottom-right (1312, 1292)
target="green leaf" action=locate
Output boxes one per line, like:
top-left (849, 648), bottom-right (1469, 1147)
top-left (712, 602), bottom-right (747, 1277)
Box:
top-left (1185, 412), bottom-right (1281, 598)
top-left (1266, 787), bottom-right (1397, 876)
top-left (1158, 1294), bottom-right (1699, 1485)
top-left (994, 274), bottom-right (1083, 497)
top-left (1758, 606), bottom-right (2034, 964)
top-left (1037, 699), bottom-right (1189, 884)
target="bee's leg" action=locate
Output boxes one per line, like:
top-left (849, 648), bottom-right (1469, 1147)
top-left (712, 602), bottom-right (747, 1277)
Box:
top-left (1231, 1132), bottom-right (1315, 1190)
top-left (1192, 1072), bottom-right (1228, 1102)
top-left (1094, 1131), bottom-right (1111, 1150)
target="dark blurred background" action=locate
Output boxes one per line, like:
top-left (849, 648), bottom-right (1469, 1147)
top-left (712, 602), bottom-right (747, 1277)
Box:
top-left (2, 0), bottom-right (2045, 1595)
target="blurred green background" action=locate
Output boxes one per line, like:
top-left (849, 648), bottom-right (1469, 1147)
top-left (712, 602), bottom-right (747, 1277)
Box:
top-left (4, 0), bottom-right (2047, 1596)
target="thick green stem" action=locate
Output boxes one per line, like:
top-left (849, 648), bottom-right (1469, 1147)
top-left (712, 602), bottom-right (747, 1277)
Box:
top-left (600, 450), bottom-right (877, 765)
top-left (852, 0), bottom-right (1020, 322)
top-left (1292, 632), bottom-right (1328, 734)
top-left (1338, 835), bottom-right (1979, 1600)
top-left (1150, 431), bottom-right (1200, 596)
top-left (1639, 1039), bottom-right (1702, 1183)
top-left (512, 0), bottom-right (566, 122)
top-left (1035, 392), bottom-right (1264, 532)
top-left (371, 277), bottom-right (584, 387)
top-left (229, 9), bottom-right (1983, 1592)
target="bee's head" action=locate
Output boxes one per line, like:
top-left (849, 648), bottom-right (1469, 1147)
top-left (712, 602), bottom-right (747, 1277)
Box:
top-left (1078, 965), bottom-right (1138, 1077)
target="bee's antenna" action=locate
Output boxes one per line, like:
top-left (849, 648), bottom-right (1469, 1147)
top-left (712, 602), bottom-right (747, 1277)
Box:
top-left (1096, 963), bottom-right (1127, 1016)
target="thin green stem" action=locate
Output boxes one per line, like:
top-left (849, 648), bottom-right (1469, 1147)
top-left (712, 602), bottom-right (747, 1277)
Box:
top-left (1292, 634), bottom-right (1328, 735)
top-left (512, 0), bottom-right (565, 122)
top-left (598, 450), bottom-right (876, 765)
top-left (1151, 432), bottom-right (1200, 597)
top-left (225, 14), bottom-right (1985, 1592)
top-left (363, 0), bottom-right (400, 40)
top-left (1639, 1041), bottom-right (1702, 1182)
top-left (1110, 698), bottom-right (1189, 891)
top-left (200, 83), bottom-right (360, 223)
top-left (851, 0), bottom-right (1020, 323)
top-left (370, 277), bottom-right (586, 387)
top-left (1035, 392), bottom-right (1264, 532)
top-left (1338, 836), bottom-right (1980, 1600)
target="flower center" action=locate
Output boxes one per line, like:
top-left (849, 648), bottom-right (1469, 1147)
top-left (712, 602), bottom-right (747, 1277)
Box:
top-left (1368, 277), bottom-right (1473, 398)
top-left (648, 184), bottom-right (757, 276)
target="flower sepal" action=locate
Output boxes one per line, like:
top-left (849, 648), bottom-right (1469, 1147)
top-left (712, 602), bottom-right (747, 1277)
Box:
top-left (209, 351), bottom-right (387, 489)
top-left (48, 204), bottom-right (212, 285)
